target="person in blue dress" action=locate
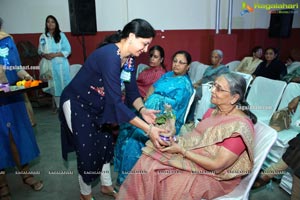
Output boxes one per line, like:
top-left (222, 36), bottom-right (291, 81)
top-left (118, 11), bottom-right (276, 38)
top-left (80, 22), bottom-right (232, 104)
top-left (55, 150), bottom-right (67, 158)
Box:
top-left (186, 49), bottom-right (229, 123)
top-left (0, 17), bottom-right (43, 200)
top-left (38, 15), bottom-right (71, 112)
top-left (114, 50), bottom-right (194, 185)
top-left (59, 19), bottom-right (168, 200)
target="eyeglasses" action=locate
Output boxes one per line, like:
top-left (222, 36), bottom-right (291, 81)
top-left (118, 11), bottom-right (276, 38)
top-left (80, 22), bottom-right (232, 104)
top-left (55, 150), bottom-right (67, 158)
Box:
top-left (172, 59), bottom-right (187, 65)
top-left (209, 82), bottom-right (230, 93)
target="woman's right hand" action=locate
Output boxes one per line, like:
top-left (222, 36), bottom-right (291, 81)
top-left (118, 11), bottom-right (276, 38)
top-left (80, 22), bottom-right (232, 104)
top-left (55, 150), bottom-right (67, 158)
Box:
top-left (148, 126), bottom-right (169, 149)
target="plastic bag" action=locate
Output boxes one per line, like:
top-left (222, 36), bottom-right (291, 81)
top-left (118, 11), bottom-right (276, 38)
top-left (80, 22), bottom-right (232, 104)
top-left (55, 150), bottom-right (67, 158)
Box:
top-left (155, 104), bottom-right (176, 142)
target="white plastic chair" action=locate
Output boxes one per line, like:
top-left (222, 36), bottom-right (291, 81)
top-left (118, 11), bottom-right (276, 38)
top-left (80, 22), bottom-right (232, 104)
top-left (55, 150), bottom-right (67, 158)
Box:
top-left (188, 61), bottom-right (209, 84)
top-left (261, 83), bottom-right (300, 194)
top-left (287, 61), bottom-right (300, 74)
top-left (136, 63), bottom-right (149, 79)
top-left (214, 121), bottom-right (277, 200)
top-left (69, 64), bottom-right (82, 79)
top-left (194, 82), bottom-right (213, 125)
top-left (226, 60), bottom-right (241, 72)
top-left (183, 89), bottom-right (196, 124)
top-left (232, 71), bottom-right (253, 91)
top-left (246, 77), bottom-right (287, 124)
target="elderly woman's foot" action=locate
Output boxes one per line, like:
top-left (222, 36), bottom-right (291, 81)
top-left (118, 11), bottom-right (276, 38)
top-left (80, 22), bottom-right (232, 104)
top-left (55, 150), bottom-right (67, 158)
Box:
top-left (101, 185), bottom-right (118, 198)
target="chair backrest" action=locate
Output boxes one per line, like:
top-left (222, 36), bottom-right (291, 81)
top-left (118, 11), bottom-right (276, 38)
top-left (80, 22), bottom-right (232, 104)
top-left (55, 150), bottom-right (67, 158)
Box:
top-left (277, 82), bottom-right (300, 129)
top-left (232, 71), bottom-right (253, 91)
top-left (188, 61), bottom-right (209, 84)
top-left (246, 76), bottom-right (287, 124)
top-left (226, 60), bottom-right (241, 72)
top-left (136, 63), bottom-right (150, 79)
top-left (287, 61), bottom-right (300, 74)
top-left (194, 82), bottom-right (213, 125)
top-left (69, 64), bottom-right (82, 79)
top-left (214, 121), bottom-right (277, 200)
top-left (183, 89), bottom-right (196, 123)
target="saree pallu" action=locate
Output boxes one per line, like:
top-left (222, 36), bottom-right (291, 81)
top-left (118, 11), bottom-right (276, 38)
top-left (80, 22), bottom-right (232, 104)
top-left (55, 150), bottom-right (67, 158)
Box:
top-left (118, 114), bottom-right (254, 199)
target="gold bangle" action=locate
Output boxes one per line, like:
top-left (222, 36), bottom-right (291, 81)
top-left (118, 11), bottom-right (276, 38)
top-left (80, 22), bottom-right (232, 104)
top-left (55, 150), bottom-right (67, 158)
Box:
top-left (146, 124), bottom-right (153, 136)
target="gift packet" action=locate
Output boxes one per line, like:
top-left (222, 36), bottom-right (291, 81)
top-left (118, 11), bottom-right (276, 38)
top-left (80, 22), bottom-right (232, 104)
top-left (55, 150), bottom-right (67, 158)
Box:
top-left (155, 104), bottom-right (177, 144)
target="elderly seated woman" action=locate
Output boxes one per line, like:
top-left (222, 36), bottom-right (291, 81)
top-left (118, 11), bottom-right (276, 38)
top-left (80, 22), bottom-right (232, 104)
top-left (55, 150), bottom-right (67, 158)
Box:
top-left (117, 72), bottom-right (257, 200)
top-left (114, 50), bottom-right (194, 186)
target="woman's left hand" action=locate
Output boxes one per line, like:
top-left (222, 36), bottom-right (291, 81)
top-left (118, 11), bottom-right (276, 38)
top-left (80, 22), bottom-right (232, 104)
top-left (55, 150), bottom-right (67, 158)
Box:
top-left (140, 108), bottom-right (160, 124)
top-left (160, 139), bottom-right (183, 154)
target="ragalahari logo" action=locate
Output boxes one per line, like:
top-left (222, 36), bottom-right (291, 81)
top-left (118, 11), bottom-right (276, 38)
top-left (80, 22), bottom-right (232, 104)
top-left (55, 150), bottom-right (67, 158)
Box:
top-left (241, 2), bottom-right (254, 16)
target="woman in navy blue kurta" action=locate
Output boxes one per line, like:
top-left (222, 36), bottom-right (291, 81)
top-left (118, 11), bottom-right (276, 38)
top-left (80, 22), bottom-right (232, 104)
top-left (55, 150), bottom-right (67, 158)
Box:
top-left (59, 19), bottom-right (167, 200)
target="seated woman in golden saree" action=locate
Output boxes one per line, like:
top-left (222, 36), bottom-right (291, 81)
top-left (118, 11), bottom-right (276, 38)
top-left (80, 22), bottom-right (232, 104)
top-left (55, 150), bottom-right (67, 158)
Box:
top-left (117, 72), bottom-right (257, 200)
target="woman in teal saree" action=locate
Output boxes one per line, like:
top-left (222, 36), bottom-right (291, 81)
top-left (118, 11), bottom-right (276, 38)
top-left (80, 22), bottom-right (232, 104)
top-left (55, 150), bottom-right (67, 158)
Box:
top-left (114, 50), bottom-right (194, 185)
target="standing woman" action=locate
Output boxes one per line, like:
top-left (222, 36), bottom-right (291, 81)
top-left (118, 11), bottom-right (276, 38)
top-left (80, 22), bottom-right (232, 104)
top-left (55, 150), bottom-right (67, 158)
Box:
top-left (59, 19), bottom-right (167, 200)
top-left (38, 15), bottom-right (71, 112)
top-left (0, 17), bottom-right (43, 200)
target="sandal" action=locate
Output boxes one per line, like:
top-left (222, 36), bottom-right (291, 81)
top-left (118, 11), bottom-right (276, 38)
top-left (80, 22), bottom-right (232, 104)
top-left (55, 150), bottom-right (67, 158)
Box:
top-left (79, 194), bottom-right (96, 200)
top-left (0, 184), bottom-right (11, 200)
top-left (101, 187), bottom-right (118, 198)
top-left (22, 175), bottom-right (44, 191)
top-left (252, 176), bottom-right (271, 189)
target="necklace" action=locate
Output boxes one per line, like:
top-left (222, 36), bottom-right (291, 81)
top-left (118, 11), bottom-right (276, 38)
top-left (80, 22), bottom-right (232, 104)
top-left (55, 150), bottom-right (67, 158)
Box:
top-left (217, 106), bottom-right (236, 116)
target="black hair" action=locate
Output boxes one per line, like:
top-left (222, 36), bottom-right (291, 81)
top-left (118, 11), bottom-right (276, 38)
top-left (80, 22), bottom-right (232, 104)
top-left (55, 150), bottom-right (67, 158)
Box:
top-left (98, 18), bottom-right (155, 48)
top-left (172, 50), bottom-right (192, 65)
top-left (264, 47), bottom-right (279, 60)
top-left (149, 45), bottom-right (166, 70)
top-left (252, 46), bottom-right (262, 53)
top-left (44, 15), bottom-right (61, 43)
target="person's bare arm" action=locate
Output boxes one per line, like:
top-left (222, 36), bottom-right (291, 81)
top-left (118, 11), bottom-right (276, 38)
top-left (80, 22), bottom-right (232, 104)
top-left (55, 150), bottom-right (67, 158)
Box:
top-left (161, 141), bottom-right (239, 173)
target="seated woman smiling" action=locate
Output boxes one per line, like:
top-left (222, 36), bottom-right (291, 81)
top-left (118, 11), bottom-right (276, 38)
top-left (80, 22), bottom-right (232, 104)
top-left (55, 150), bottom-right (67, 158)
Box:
top-left (117, 73), bottom-right (257, 200)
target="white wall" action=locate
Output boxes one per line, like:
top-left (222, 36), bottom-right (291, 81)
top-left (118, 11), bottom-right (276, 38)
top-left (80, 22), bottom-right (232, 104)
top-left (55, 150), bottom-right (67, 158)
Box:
top-left (0, 0), bottom-right (299, 34)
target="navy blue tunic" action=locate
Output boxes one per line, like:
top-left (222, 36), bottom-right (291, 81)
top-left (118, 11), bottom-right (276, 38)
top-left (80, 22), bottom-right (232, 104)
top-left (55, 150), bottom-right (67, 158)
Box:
top-left (60, 44), bottom-right (140, 183)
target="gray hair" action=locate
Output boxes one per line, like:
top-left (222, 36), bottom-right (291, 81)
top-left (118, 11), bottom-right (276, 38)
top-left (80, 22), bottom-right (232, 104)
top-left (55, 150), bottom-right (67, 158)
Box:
top-left (222, 73), bottom-right (246, 103)
top-left (212, 49), bottom-right (223, 58)
top-left (218, 72), bottom-right (257, 124)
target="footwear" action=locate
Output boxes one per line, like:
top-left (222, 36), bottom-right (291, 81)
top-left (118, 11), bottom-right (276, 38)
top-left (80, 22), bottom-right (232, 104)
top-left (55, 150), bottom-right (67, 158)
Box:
top-left (0, 184), bottom-right (11, 200)
top-left (22, 175), bottom-right (44, 191)
top-left (252, 176), bottom-right (271, 189)
top-left (79, 194), bottom-right (96, 200)
top-left (101, 186), bottom-right (118, 198)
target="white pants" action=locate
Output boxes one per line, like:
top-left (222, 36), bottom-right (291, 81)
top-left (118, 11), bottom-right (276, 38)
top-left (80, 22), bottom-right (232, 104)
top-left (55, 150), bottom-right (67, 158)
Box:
top-left (62, 100), bottom-right (113, 195)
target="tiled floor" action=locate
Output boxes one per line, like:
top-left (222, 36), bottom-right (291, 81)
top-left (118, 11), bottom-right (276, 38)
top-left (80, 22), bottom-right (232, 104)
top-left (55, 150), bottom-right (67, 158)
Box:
top-left (3, 105), bottom-right (292, 200)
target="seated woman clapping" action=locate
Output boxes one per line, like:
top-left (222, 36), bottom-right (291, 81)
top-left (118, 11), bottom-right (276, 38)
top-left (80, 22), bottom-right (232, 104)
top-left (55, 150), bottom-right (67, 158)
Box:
top-left (114, 50), bottom-right (194, 185)
top-left (117, 73), bottom-right (257, 200)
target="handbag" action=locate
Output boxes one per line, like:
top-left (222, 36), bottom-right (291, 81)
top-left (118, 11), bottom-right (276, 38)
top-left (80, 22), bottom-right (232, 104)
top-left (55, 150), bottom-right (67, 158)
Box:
top-left (269, 108), bottom-right (292, 131)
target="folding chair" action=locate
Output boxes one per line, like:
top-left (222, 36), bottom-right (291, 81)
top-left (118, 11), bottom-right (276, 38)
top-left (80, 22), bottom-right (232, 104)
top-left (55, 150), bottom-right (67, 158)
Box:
top-left (136, 63), bottom-right (149, 79)
top-left (183, 89), bottom-right (196, 124)
top-left (246, 76), bottom-right (287, 124)
top-left (188, 61), bottom-right (209, 84)
top-left (226, 60), bottom-right (241, 72)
